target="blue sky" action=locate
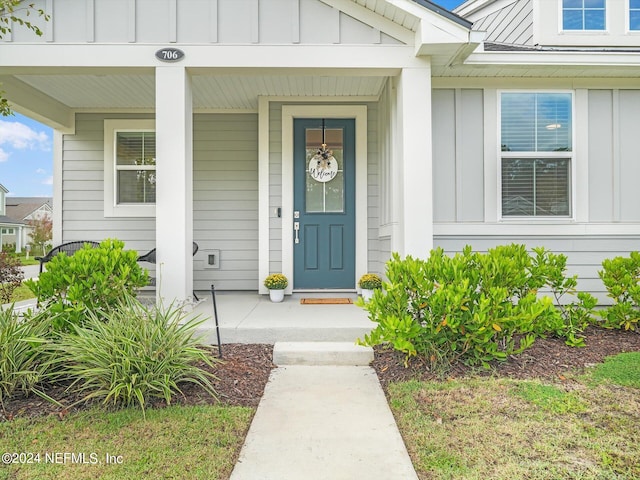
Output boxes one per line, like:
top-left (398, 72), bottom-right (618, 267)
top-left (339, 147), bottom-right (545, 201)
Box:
top-left (0, 113), bottom-right (53, 198)
top-left (0, 0), bottom-right (464, 198)
top-left (435, 0), bottom-right (465, 10)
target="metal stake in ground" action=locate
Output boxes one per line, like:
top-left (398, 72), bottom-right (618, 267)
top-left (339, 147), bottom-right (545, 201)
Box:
top-left (211, 284), bottom-right (222, 358)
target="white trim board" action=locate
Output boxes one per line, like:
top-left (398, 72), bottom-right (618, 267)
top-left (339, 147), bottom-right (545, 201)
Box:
top-left (277, 104), bottom-right (368, 295)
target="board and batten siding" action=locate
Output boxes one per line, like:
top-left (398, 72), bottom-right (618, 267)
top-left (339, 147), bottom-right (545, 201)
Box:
top-left (432, 88), bottom-right (484, 223)
top-left (62, 113), bottom-right (259, 291)
top-left (432, 88), bottom-right (640, 304)
top-left (8, 0), bottom-right (403, 45)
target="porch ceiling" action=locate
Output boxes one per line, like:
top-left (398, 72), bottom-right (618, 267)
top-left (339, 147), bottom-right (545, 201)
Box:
top-left (11, 72), bottom-right (389, 111)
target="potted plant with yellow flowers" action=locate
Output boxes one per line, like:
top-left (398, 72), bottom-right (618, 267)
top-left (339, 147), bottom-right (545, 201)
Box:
top-left (358, 273), bottom-right (382, 302)
top-left (264, 273), bottom-right (288, 303)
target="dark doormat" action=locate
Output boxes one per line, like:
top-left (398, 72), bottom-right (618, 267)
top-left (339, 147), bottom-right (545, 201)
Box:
top-left (300, 298), bottom-right (354, 305)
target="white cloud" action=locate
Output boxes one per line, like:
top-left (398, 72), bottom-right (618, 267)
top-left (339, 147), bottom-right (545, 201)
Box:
top-left (42, 176), bottom-right (53, 185)
top-left (0, 148), bottom-right (9, 162)
top-left (0, 119), bottom-right (50, 152)
top-left (36, 168), bottom-right (46, 175)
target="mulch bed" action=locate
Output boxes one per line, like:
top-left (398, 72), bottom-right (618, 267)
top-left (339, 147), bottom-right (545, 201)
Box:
top-left (372, 326), bottom-right (640, 391)
top-left (1, 328), bottom-right (639, 421)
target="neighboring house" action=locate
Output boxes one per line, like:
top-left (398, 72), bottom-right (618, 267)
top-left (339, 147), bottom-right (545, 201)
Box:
top-left (5, 196), bottom-right (53, 252)
top-left (0, 184), bottom-right (28, 252)
top-left (1, 0), bottom-right (639, 305)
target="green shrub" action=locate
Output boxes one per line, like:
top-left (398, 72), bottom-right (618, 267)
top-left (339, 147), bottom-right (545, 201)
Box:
top-left (598, 252), bottom-right (640, 331)
top-left (49, 294), bottom-right (218, 418)
top-left (25, 239), bottom-right (148, 331)
top-left (0, 252), bottom-right (24, 304)
top-left (0, 308), bottom-right (50, 405)
top-left (357, 245), bottom-right (597, 369)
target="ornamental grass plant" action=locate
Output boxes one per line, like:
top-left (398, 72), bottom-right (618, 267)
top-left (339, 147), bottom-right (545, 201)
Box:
top-left (0, 308), bottom-right (51, 406)
top-left (47, 294), bottom-right (219, 418)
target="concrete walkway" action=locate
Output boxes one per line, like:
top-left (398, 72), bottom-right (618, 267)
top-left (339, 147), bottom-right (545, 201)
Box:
top-left (230, 365), bottom-right (418, 480)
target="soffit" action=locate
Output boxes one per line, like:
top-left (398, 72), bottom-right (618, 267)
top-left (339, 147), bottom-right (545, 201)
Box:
top-left (13, 73), bottom-right (388, 110)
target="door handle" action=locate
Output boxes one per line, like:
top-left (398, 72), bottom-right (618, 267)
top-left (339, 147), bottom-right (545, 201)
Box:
top-left (294, 221), bottom-right (300, 244)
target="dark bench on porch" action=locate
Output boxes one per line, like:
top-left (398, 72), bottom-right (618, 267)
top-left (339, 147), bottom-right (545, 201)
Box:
top-left (137, 242), bottom-right (200, 300)
top-left (35, 241), bottom-right (101, 273)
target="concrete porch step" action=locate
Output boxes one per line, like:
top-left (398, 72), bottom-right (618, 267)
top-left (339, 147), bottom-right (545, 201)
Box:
top-left (273, 342), bottom-right (374, 366)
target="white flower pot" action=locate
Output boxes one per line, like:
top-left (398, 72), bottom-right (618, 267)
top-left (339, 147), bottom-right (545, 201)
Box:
top-left (269, 289), bottom-right (285, 303)
top-left (361, 288), bottom-right (374, 302)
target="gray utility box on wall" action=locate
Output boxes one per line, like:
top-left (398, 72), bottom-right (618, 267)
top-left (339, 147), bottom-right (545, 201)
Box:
top-left (202, 249), bottom-right (220, 269)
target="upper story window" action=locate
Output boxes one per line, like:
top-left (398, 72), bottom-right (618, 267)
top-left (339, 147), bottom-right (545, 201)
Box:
top-left (104, 119), bottom-right (156, 217)
top-left (630, 0), bottom-right (640, 30)
top-left (500, 92), bottom-right (573, 218)
top-left (562, 0), bottom-right (606, 30)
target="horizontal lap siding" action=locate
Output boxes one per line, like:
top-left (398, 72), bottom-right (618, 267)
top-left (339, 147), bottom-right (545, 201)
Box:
top-left (62, 113), bottom-right (155, 253)
top-left (193, 113), bottom-right (259, 290)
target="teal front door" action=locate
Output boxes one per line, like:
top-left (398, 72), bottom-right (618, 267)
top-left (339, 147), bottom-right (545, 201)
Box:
top-left (293, 118), bottom-right (356, 289)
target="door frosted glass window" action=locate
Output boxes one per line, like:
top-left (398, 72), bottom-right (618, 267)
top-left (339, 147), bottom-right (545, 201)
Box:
top-left (304, 128), bottom-right (344, 213)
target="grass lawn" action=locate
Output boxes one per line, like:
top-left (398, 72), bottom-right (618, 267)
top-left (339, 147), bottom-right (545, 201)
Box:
top-left (0, 405), bottom-right (253, 480)
top-left (9, 284), bottom-right (36, 303)
top-left (389, 352), bottom-right (640, 480)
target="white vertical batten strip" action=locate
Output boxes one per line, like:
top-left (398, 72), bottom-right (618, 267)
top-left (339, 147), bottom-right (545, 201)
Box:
top-left (169, 0), bottom-right (177, 43)
top-left (86, 0), bottom-right (95, 43)
top-left (332, 7), bottom-right (340, 44)
top-left (612, 89), bottom-right (620, 222)
top-left (454, 88), bottom-right (463, 221)
top-left (127, 0), bottom-right (136, 43)
top-left (291, 0), bottom-right (300, 44)
top-left (210, 0), bottom-right (218, 43)
top-left (574, 89), bottom-right (589, 223)
top-left (45, 0), bottom-right (53, 42)
top-left (251, 0), bottom-right (259, 43)
top-left (484, 88), bottom-right (498, 223)
top-left (258, 97), bottom-right (270, 294)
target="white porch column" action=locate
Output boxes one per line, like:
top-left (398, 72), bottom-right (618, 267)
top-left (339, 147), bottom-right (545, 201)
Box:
top-left (397, 64), bottom-right (433, 259)
top-left (155, 66), bottom-right (193, 305)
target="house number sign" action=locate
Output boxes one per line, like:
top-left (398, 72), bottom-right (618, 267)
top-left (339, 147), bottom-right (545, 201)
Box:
top-left (155, 48), bottom-right (185, 62)
top-left (308, 144), bottom-right (338, 183)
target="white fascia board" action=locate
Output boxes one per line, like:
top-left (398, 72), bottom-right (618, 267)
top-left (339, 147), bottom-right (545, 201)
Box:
top-left (319, 0), bottom-right (414, 44)
top-left (384, 0), bottom-right (476, 58)
top-left (0, 44), bottom-right (422, 69)
top-left (465, 50), bottom-right (640, 67)
top-left (455, 0), bottom-right (514, 21)
top-left (0, 76), bottom-right (75, 133)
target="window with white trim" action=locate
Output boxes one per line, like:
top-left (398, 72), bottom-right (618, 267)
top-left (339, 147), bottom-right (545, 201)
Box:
top-left (630, 0), bottom-right (640, 30)
top-left (104, 120), bottom-right (156, 217)
top-left (1, 228), bottom-right (15, 234)
top-left (562, 0), bottom-right (606, 30)
top-left (500, 92), bottom-right (573, 218)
